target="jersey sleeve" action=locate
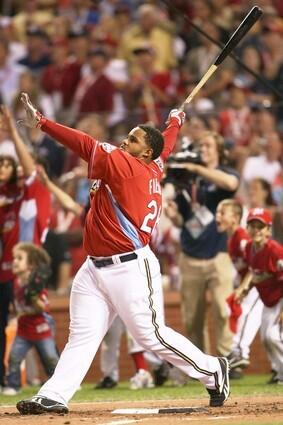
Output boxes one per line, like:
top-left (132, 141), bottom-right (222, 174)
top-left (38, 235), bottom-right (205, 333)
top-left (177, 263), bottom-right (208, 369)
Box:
top-left (160, 117), bottom-right (180, 162)
top-left (40, 119), bottom-right (97, 162)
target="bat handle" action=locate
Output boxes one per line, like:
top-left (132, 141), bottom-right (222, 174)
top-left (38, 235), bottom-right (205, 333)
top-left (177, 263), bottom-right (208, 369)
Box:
top-left (180, 64), bottom-right (218, 111)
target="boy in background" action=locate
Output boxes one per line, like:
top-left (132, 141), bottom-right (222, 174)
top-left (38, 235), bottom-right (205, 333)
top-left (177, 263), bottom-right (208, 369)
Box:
top-left (236, 208), bottom-right (283, 385)
top-left (216, 200), bottom-right (263, 377)
top-left (3, 242), bottom-right (58, 395)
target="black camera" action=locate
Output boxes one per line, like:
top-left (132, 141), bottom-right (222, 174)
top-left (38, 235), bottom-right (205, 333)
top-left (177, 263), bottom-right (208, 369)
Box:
top-left (164, 140), bottom-right (203, 188)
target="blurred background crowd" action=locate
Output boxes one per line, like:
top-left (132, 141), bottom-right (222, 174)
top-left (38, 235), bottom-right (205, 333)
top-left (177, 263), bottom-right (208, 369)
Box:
top-left (0, 0), bottom-right (283, 390)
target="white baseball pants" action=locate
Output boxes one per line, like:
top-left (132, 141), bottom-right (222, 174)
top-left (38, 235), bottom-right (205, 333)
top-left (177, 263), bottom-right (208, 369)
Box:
top-left (231, 287), bottom-right (263, 359)
top-left (260, 298), bottom-right (283, 381)
top-left (38, 245), bottom-right (223, 406)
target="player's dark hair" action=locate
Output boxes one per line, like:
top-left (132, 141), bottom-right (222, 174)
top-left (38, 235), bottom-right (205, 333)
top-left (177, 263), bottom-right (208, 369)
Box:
top-left (0, 155), bottom-right (18, 184)
top-left (138, 125), bottom-right (164, 160)
top-left (13, 242), bottom-right (51, 270)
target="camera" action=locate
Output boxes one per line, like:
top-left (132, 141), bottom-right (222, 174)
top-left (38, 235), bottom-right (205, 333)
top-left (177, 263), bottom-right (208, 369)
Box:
top-left (164, 139), bottom-right (203, 188)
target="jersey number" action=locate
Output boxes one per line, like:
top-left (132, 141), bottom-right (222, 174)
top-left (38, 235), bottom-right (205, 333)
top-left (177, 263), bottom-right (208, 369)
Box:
top-left (141, 200), bottom-right (161, 234)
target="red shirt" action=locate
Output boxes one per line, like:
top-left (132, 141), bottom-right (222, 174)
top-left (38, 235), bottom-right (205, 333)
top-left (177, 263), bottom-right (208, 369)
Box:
top-left (14, 278), bottom-right (52, 341)
top-left (41, 59), bottom-right (81, 107)
top-left (228, 227), bottom-right (250, 279)
top-left (0, 173), bottom-right (51, 282)
top-left (245, 239), bottom-right (283, 307)
top-left (40, 117), bottom-right (180, 256)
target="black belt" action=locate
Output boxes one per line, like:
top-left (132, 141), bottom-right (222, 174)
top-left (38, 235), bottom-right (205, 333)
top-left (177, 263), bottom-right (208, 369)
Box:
top-left (90, 252), bottom-right (137, 268)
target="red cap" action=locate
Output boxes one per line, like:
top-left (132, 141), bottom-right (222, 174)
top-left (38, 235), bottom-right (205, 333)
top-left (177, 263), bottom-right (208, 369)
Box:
top-left (247, 208), bottom-right (272, 225)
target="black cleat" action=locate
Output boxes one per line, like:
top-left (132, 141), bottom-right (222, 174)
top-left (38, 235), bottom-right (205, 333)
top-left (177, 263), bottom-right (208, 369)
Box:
top-left (207, 357), bottom-right (230, 407)
top-left (95, 376), bottom-right (117, 389)
top-left (153, 362), bottom-right (170, 386)
top-left (16, 396), bottom-right (68, 415)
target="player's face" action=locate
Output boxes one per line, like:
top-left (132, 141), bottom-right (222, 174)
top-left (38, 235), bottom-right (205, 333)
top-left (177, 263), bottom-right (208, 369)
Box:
top-left (12, 248), bottom-right (30, 277)
top-left (215, 205), bottom-right (236, 232)
top-left (0, 159), bottom-right (14, 183)
top-left (247, 220), bottom-right (271, 247)
top-left (120, 127), bottom-right (152, 160)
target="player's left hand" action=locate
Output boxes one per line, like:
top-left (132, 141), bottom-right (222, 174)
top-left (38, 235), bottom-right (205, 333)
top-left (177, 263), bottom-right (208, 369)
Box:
top-left (166, 109), bottom-right (186, 127)
top-left (19, 92), bottom-right (42, 128)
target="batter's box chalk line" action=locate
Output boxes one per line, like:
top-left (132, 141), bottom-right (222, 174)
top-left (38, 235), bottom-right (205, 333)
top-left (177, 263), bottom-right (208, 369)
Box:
top-left (112, 407), bottom-right (208, 415)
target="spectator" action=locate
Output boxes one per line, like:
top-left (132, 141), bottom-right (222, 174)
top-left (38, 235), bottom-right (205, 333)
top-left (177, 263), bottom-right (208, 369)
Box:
top-left (118, 4), bottom-right (177, 72)
top-left (18, 26), bottom-right (51, 75)
top-left (12, 71), bottom-right (55, 121)
top-left (2, 242), bottom-right (58, 395)
top-left (0, 155), bottom-right (21, 392)
top-left (0, 38), bottom-right (26, 107)
top-left (165, 131), bottom-right (239, 356)
top-left (0, 16), bottom-right (27, 64)
top-left (219, 81), bottom-right (252, 148)
top-left (127, 45), bottom-right (177, 126)
top-left (67, 26), bottom-right (90, 66)
top-left (41, 38), bottom-right (81, 121)
top-left (71, 47), bottom-right (115, 122)
top-left (185, 22), bottom-right (235, 106)
top-left (241, 131), bottom-right (282, 184)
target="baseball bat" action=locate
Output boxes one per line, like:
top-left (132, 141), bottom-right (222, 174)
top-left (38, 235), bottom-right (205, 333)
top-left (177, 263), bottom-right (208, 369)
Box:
top-left (180, 6), bottom-right (263, 110)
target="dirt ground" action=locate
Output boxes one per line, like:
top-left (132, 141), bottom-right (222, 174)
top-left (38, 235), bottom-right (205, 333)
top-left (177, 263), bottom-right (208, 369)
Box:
top-left (1, 395), bottom-right (282, 425)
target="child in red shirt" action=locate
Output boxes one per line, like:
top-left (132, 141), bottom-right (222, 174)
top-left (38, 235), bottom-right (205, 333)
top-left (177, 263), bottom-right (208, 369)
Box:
top-left (216, 199), bottom-right (263, 376)
top-left (3, 242), bottom-right (58, 395)
top-left (237, 208), bottom-right (283, 384)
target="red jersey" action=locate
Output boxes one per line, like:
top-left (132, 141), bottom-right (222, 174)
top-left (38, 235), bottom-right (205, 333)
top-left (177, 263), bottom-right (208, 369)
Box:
top-left (14, 278), bottom-right (52, 341)
top-left (228, 227), bottom-right (250, 279)
top-left (40, 117), bottom-right (180, 256)
top-left (245, 239), bottom-right (283, 307)
top-left (0, 172), bottom-right (51, 282)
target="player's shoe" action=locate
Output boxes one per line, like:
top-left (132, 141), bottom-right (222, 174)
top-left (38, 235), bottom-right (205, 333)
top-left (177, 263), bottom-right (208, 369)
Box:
top-left (169, 366), bottom-right (189, 386)
top-left (207, 357), bottom-right (230, 407)
top-left (153, 362), bottom-right (170, 386)
top-left (229, 367), bottom-right (243, 379)
top-left (267, 370), bottom-right (279, 384)
top-left (228, 354), bottom-right (250, 369)
top-left (129, 369), bottom-right (154, 390)
top-left (2, 387), bottom-right (20, 396)
top-left (16, 395), bottom-right (68, 415)
top-left (95, 376), bottom-right (117, 389)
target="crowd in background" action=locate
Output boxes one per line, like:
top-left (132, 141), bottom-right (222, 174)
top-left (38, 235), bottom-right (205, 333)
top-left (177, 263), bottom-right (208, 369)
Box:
top-left (0, 0), bottom-right (283, 390)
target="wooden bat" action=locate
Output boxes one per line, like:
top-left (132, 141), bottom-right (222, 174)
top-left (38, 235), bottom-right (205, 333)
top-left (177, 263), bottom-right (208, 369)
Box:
top-left (180, 6), bottom-right (263, 110)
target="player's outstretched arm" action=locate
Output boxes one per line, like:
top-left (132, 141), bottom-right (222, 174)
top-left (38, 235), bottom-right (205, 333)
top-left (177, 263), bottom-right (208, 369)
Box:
top-left (20, 93), bottom-right (96, 162)
top-left (161, 109), bottom-right (186, 162)
top-left (0, 105), bottom-right (35, 177)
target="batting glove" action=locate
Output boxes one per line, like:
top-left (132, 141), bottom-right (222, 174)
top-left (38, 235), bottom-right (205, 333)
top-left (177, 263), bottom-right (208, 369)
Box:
top-left (19, 92), bottom-right (43, 128)
top-left (166, 109), bottom-right (186, 127)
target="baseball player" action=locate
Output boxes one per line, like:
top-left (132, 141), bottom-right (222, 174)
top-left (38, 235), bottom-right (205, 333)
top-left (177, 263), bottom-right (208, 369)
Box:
top-left (16, 93), bottom-right (230, 415)
top-left (236, 208), bottom-right (283, 384)
top-left (215, 199), bottom-right (263, 376)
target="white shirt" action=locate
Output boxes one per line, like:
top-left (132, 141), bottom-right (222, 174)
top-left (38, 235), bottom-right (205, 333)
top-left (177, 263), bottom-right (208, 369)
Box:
top-left (242, 155), bottom-right (281, 184)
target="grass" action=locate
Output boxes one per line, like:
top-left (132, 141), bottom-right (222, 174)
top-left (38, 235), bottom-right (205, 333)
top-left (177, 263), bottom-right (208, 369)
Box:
top-left (0, 374), bottom-right (283, 406)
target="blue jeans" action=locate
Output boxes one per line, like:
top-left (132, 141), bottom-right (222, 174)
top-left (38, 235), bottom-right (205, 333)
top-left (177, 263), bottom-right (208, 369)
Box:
top-left (0, 281), bottom-right (13, 386)
top-left (7, 335), bottom-right (59, 390)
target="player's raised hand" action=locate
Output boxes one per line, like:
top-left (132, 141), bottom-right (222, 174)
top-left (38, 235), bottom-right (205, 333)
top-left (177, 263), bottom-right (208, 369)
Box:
top-left (166, 109), bottom-right (186, 127)
top-left (19, 92), bottom-right (42, 128)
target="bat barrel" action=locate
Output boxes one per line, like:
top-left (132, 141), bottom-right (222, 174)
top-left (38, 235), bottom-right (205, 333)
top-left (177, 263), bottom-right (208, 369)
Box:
top-left (214, 6), bottom-right (262, 66)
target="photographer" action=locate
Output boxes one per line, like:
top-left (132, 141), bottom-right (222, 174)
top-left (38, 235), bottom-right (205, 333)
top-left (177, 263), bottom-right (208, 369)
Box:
top-left (165, 131), bottom-right (239, 356)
